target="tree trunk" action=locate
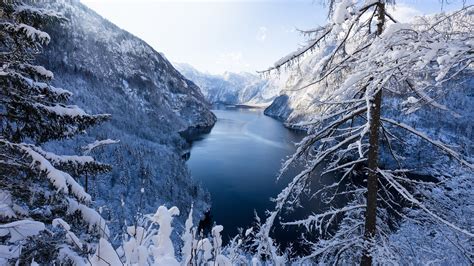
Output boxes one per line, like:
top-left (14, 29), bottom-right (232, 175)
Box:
top-left (361, 2), bottom-right (385, 266)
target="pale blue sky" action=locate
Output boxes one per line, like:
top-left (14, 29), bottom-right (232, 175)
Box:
top-left (81, 0), bottom-right (468, 74)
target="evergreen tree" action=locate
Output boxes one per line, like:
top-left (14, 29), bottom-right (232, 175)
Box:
top-left (0, 1), bottom-right (112, 264)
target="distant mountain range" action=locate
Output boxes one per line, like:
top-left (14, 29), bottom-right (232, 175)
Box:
top-left (175, 63), bottom-right (286, 106)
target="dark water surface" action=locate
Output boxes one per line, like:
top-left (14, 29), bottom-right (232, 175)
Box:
top-left (187, 106), bottom-right (431, 254)
top-left (187, 106), bottom-right (308, 241)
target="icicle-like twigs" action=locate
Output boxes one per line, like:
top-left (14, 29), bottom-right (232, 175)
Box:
top-left (258, 1), bottom-right (380, 75)
top-left (256, 4), bottom-right (473, 263)
top-left (258, 27), bottom-right (332, 74)
top-left (279, 106), bottom-right (367, 179)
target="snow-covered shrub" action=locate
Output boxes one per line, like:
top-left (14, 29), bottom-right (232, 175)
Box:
top-left (91, 205), bottom-right (265, 266)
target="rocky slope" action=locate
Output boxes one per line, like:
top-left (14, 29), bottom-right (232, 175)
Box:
top-left (34, 0), bottom-right (216, 234)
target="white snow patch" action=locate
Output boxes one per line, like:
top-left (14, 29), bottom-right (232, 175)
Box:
top-left (82, 139), bottom-right (120, 155)
top-left (34, 103), bottom-right (88, 117)
top-left (22, 145), bottom-right (91, 201)
top-left (0, 220), bottom-right (45, 242)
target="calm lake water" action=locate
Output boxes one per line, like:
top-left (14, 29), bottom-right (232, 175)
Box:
top-left (187, 106), bottom-right (306, 240)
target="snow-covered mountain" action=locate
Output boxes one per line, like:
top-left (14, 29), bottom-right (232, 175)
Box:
top-left (34, 0), bottom-right (216, 233)
top-left (175, 63), bottom-right (284, 106)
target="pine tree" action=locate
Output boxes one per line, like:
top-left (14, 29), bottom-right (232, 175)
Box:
top-left (0, 1), bottom-right (112, 264)
top-left (257, 1), bottom-right (473, 264)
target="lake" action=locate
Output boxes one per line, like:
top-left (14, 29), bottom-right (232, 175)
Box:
top-left (187, 106), bottom-right (307, 241)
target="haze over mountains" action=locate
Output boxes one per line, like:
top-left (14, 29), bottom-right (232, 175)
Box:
top-left (175, 63), bottom-right (285, 106)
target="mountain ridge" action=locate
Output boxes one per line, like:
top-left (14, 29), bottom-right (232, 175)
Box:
top-left (175, 63), bottom-right (286, 106)
top-left (34, 0), bottom-right (216, 234)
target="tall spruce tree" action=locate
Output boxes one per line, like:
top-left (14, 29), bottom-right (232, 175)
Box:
top-left (0, 1), bottom-right (112, 264)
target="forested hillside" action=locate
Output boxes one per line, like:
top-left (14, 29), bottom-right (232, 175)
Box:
top-left (1, 0), bottom-right (472, 265)
top-left (4, 0), bottom-right (217, 241)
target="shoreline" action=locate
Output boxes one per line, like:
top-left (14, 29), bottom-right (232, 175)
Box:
top-left (217, 103), bottom-right (270, 109)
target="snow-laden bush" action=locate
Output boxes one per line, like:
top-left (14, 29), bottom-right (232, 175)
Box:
top-left (90, 205), bottom-right (272, 266)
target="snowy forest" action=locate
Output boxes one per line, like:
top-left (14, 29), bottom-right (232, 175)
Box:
top-left (0, 0), bottom-right (472, 265)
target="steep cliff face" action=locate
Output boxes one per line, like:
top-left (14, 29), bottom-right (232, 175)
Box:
top-left (38, 1), bottom-right (215, 135)
top-left (176, 63), bottom-right (284, 106)
top-left (34, 0), bottom-right (216, 233)
top-left (263, 95), bottom-right (292, 120)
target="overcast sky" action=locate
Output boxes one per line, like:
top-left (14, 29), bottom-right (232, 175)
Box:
top-left (80, 0), bottom-right (467, 74)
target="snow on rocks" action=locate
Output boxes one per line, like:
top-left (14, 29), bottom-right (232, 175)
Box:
top-left (175, 63), bottom-right (282, 105)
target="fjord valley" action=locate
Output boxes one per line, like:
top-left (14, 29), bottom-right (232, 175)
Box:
top-left (0, 0), bottom-right (472, 265)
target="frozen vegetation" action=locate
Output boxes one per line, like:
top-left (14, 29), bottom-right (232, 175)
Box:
top-left (1, 0), bottom-right (473, 265)
top-left (34, 0), bottom-right (217, 237)
top-left (258, 1), bottom-right (473, 264)
top-left (264, 7), bottom-right (473, 173)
